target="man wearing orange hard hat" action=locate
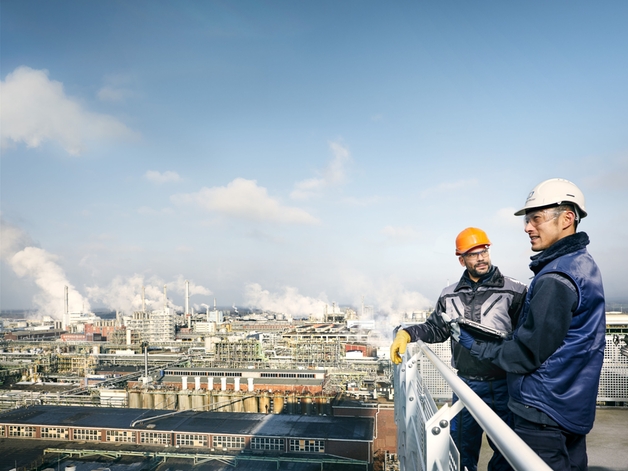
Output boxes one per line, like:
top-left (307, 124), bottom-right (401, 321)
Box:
top-left (391, 227), bottom-right (527, 471)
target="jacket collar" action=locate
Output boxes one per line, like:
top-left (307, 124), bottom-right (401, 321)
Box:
top-left (529, 232), bottom-right (589, 275)
top-left (455, 265), bottom-right (502, 291)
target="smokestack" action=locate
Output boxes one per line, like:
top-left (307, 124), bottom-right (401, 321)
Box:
top-left (185, 280), bottom-right (191, 329)
top-left (64, 285), bottom-right (69, 329)
top-left (185, 280), bottom-right (190, 315)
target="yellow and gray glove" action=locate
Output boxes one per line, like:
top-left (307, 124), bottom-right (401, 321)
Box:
top-left (390, 330), bottom-right (411, 364)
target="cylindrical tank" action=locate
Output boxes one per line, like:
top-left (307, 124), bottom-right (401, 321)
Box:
top-left (301, 395), bottom-right (312, 415)
top-left (129, 391), bottom-right (141, 409)
top-left (232, 392), bottom-right (243, 412)
top-left (272, 392), bottom-right (284, 414)
top-left (192, 391), bottom-right (205, 410)
top-left (286, 393), bottom-right (297, 415)
top-left (154, 392), bottom-right (166, 410)
top-left (216, 391), bottom-right (231, 412)
top-left (142, 391), bottom-right (154, 409)
top-left (259, 392), bottom-right (271, 414)
top-left (178, 390), bottom-right (191, 410)
top-left (243, 394), bottom-right (258, 413)
top-left (165, 391), bottom-right (177, 410)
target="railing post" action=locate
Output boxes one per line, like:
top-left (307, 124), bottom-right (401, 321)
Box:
top-left (424, 404), bottom-right (451, 471)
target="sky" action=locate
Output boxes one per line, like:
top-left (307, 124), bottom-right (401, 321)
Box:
top-left (1, 1), bottom-right (627, 324)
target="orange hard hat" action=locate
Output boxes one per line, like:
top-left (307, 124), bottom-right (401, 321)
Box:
top-left (455, 227), bottom-right (491, 255)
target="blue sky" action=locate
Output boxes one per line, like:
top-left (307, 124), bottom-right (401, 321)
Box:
top-left (1, 1), bottom-right (627, 321)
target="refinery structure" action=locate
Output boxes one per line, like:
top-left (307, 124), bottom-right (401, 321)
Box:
top-left (0, 282), bottom-right (420, 470)
top-left (0, 282), bottom-right (627, 471)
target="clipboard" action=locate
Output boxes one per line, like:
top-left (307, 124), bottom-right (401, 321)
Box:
top-left (455, 317), bottom-right (508, 340)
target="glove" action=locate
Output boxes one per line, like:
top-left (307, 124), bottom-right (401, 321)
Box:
top-left (449, 320), bottom-right (461, 342)
top-left (390, 330), bottom-right (411, 364)
top-left (457, 326), bottom-right (475, 350)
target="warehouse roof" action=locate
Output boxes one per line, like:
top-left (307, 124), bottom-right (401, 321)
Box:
top-left (0, 405), bottom-right (373, 441)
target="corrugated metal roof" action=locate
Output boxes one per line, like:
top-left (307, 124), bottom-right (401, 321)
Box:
top-left (0, 406), bottom-right (373, 441)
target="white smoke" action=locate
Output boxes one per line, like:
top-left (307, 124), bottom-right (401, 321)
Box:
top-left (1, 219), bottom-right (90, 318)
top-left (171, 275), bottom-right (212, 297)
top-left (86, 274), bottom-right (212, 315)
top-left (243, 283), bottom-right (329, 320)
top-left (339, 273), bottom-right (433, 341)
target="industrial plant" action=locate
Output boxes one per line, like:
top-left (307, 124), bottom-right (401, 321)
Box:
top-left (1, 282), bottom-right (627, 471)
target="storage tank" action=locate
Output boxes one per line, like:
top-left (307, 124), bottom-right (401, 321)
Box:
top-left (153, 391), bottom-right (166, 410)
top-left (129, 391), bottom-right (142, 409)
top-left (165, 391), bottom-right (178, 410)
top-left (301, 395), bottom-right (312, 415)
top-left (232, 392), bottom-right (243, 412)
top-left (259, 392), bottom-right (271, 414)
top-left (286, 393), bottom-right (297, 415)
top-left (142, 391), bottom-right (154, 409)
top-left (243, 394), bottom-right (258, 413)
top-left (178, 390), bottom-right (191, 410)
top-left (272, 392), bottom-right (284, 414)
top-left (192, 390), bottom-right (205, 411)
top-left (216, 391), bottom-right (231, 412)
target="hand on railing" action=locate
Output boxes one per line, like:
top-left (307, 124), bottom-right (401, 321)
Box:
top-left (390, 330), bottom-right (411, 365)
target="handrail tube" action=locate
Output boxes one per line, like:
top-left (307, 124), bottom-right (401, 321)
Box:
top-left (416, 341), bottom-right (552, 471)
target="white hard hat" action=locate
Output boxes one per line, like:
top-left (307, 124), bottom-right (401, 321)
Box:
top-left (515, 178), bottom-right (587, 218)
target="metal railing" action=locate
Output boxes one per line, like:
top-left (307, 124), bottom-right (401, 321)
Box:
top-left (394, 341), bottom-right (551, 471)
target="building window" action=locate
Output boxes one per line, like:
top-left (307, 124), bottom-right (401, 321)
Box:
top-left (213, 435), bottom-right (245, 449)
top-left (41, 427), bottom-right (69, 439)
top-left (140, 431), bottom-right (171, 445)
top-left (251, 437), bottom-right (284, 451)
top-left (106, 430), bottom-right (136, 443)
top-left (73, 429), bottom-right (100, 441)
top-left (8, 426), bottom-right (36, 438)
top-left (176, 434), bottom-right (208, 447)
top-left (289, 439), bottom-right (325, 453)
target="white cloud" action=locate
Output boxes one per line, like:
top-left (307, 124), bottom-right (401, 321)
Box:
top-left (1, 66), bottom-right (137, 156)
top-left (420, 178), bottom-right (478, 199)
top-left (97, 73), bottom-right (134, 103)
top-left (243, 283), bottom-right (328, 319)
top-left (291, 140), bottom-right (352, 200)
top-left (144, 170), bottom-right (182, 184)
top-left (137, 206), bottom-right (175, 216)
top-left (1, 219), bottom-right (90, 317)
top-left (494, 207), bottom-right (522, 228)
top-left (172, 178), bottom-right (319, 225)
top-left (381, 225), bottom-right (420, 241)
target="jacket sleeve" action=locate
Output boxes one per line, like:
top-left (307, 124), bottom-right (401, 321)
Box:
top-left (508, 284), bottom-right (527, 331)
top-left (471, 274), bottom-right (577, 374)
top-left (403, 298), bottom-right (451, 344)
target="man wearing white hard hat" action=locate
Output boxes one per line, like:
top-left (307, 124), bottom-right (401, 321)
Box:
top-left (456, 178), bottom-right (605, 471)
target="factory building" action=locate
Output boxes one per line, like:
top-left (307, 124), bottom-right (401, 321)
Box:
top-left (0, 405), bottom-right (374, 465)
top-left (144, 367), bottom-right (327, 394)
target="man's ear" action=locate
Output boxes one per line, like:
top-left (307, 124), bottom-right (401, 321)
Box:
top-left (561, 210), bottom-right (576, 231)
top-left (458, 256), bottom-right (466, 267)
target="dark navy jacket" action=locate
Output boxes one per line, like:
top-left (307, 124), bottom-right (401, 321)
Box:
top-left (472, 232), bottom-right (605, 434)
top-left (508, 238), bottom-right (605, 434)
